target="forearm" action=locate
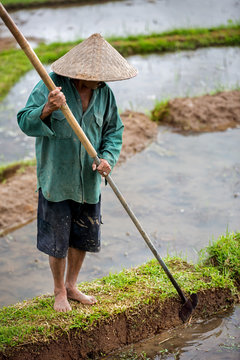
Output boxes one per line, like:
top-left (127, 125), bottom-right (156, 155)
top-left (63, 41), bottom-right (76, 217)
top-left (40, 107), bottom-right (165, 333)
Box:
top-left (17, 104), bottom-right (54, 137)
top-left (40, 102), bottom-right (55, 120)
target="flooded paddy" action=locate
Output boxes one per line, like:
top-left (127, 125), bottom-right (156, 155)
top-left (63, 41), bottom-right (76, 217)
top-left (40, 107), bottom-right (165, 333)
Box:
top-left (0, 0), bottom-right (240, 45)
top-left (0, 46), bottom-right (240, 164)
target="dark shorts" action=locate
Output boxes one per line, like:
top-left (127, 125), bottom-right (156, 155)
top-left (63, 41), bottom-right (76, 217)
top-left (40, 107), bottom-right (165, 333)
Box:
top-left (37, 189), bottom-right (101, 258)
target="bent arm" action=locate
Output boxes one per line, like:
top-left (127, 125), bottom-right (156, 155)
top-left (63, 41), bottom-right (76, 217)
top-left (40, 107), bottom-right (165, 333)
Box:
top-left (17, 81), bottom-right (65, 137)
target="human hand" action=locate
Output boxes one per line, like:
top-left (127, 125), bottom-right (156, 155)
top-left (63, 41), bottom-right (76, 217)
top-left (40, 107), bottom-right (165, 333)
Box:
top-left (46, 87), bottom-right (66, 112)
top-left (92, 159), bottom-right (111, 177)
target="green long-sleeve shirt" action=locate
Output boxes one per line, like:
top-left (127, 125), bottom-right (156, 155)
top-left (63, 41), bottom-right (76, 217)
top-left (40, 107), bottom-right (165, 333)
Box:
top-left (17, 72), bottom-right (124, 203)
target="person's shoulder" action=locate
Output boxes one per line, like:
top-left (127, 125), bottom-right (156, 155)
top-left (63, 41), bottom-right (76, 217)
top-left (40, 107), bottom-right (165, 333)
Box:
top-left (33, 72), bottom-right (69, 92)
top-left (101, 83), bottom-right (116, 100)
top-left (49, 72), bottom-right (68, 86)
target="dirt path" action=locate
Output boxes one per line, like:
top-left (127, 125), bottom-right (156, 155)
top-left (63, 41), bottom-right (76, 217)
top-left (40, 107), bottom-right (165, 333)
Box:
top-left (0, 111), bottom-right (158, 236)
top-left (154, 90), bottom-right (240, 133)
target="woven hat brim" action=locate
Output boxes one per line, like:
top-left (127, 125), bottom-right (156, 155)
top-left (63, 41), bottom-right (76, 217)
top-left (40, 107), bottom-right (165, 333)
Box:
top-left (51, 33), bottom-right (138, 81)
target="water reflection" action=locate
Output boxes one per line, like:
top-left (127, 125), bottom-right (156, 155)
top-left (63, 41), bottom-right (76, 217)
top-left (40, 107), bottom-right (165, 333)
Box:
top-left (0, 47), bottom-right (240, 164)
top-left (105, 306), bottom-right (240, 360)
top-left (0, 0), bottom-right (239, 45)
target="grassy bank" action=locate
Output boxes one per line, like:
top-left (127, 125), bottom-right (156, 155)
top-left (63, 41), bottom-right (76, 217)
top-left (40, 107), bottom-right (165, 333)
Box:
top-left (0, 25), bottom-right (240, 102)
top-left (199, 231), bottom-right (240, 287)
top-left (0, 159), bottom-right (36, 183)
top-left (0, 229), bottom-right (239, 358)
top-left (1, 0), bottom-right (112, 10)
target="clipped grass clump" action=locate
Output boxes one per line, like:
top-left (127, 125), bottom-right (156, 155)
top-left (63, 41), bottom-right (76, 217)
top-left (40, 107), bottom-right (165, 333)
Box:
top-left (0, 255), bottom-right (237, 353)
top-left (151, 99), bottom-right (170, 123)
top-left (199, 231), bottom-right (240, 286)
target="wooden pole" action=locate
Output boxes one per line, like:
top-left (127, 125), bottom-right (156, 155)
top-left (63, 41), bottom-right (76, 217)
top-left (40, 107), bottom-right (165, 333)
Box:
top-left (0, 2), bottom-right (97, 159)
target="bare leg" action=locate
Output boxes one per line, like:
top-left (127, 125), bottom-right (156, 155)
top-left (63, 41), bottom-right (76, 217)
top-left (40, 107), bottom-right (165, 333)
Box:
top-left (65, 248), bottom-right (97, 305)
top-left (49, 256), bottom-right (72, 312)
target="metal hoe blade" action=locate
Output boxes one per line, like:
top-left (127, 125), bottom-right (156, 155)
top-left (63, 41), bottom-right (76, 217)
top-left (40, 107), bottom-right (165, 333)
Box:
top-left (179, 293), bottom-right (198, 323)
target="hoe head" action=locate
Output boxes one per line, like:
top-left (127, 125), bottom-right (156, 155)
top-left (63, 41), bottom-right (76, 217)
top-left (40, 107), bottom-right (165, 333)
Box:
top-left (179, 293), bottom-right (198, 323)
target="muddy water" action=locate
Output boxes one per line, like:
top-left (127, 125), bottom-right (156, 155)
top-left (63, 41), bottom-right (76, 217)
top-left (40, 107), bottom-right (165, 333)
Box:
top-left (0, 0), bottom-right (240, 45)
top-left (105, 306), bottom-right (240, 359)
top-left (0, 46), bottom-right (240, 164)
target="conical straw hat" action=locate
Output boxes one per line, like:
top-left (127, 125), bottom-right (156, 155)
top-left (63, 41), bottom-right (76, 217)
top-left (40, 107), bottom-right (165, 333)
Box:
top-left (51, 33), bottom-right (138, 82)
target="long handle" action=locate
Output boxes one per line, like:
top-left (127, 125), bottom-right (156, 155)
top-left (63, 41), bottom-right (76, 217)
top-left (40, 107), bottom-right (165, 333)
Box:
top-left (0, 3), bottom-right (97, 159)
top-left (0, 3), bottom-right (187, 304)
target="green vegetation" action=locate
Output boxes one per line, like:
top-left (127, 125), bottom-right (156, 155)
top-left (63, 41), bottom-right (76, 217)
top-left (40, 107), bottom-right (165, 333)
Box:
top-left (151, 99), bottom-right (170, 123)
top-left (1, 0), bottom-right (50, 5)
top-left (199, 231), bottom-right (240, 284)
top-left (0, 252), bottom-right (238, 353)
top-left (1, 0), bottom-right (97, 9)
top-left (117, 349), bottom-right (150, 360)
top-left (0, 159), bottom-right (36, 183)
top-left (0, 25), bottom-right (240, 101)
top-left (109, 25), bottom-right (240, 57)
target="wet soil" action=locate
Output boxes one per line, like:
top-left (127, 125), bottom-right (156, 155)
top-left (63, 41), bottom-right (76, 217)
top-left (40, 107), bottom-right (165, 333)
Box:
top-left (0, 111), bottom-right (158, 236)
top-left (0, 288), bottom-right (237, 360)
top-left (156, 90), bottom-right (240, 134)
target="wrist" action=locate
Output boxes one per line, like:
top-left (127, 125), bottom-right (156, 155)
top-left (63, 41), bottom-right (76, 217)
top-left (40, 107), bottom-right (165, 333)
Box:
top-left (40, 103), bottom-right (54, 120)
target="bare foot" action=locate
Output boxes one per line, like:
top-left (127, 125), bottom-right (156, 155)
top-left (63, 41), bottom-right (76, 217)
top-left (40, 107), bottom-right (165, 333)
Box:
top-left (66, 286), bottom-right (97, 305)
top-left (54, 289), bottom-right (72, 312)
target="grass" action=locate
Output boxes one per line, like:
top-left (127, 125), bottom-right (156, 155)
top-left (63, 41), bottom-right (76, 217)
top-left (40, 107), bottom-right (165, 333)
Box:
top-left (0, 159), bottom-right (36, 183)
top-left (199, 231), bottom-right (240, 283)
top-left (0, 24), bottom-right (240, 101)
top-left (0, 253), bottom-right (238, 353)
top-left (1, 0), bottom-right (98, 8)
top-left (151, 99), bottom-right (170, 123)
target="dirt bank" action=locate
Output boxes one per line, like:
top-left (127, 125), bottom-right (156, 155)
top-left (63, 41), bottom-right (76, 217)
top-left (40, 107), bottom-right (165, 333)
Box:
top-left (0, 287), bottom-right (237, 360)
top-left (152, 90), bottom-right (240, 133)
top-left (0, 111), bottom-right (157, 236)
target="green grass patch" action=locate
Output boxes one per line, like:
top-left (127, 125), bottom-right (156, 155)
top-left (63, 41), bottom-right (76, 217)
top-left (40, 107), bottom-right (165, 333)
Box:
top-left (0, 158), bottom-right (36, 183)
top-left (0, 255), bottom-right (237, 353)
top-left (0, 25), bottom-right (240, 101)
top-left (1, 0), bottom-right (51, 5)
top-left (1, 0), bottom-right (96, 9)
top-left (151, 99), bottom-right (170, 123)
top-left (199, 231), bottom-right (240, 284)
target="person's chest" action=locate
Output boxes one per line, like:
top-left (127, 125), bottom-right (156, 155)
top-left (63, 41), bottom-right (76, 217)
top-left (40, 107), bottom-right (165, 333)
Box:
top-left (79, 89), bottom-right (93, 113)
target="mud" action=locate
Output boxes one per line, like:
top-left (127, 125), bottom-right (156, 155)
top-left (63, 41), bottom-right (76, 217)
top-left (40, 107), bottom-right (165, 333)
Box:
top-left (0, 111), bottom-right (157, 236)
top-left (158, 90), bottom-right (240, 134)
top-left (0, 288), bottom-right (237, 360)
